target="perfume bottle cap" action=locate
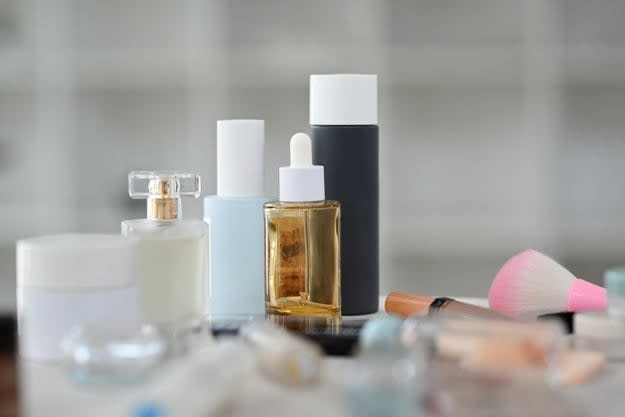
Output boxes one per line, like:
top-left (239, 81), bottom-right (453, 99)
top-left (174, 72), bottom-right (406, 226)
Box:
top-left (216, 120), bottom-right (265, 198)
top-left (310, 74), bottom-right (378, 125)
top-left (128, 171), bottom-right (200, 220)
top-left (279, 133), bottom-right (325, 202)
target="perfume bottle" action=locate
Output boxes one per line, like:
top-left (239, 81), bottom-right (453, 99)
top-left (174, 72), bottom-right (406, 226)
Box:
top-left (265, 133), bottom-right (341, 317)
top-left (310, 74), bottom-right (379, 315)
top-left (122, 171), bottom-right (207, 324)
top-left (204, 120), bottom-right (269, 316)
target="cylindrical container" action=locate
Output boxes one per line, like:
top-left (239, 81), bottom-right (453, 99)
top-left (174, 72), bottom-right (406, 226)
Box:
top-left (16, 234), bottom-right (140, 361)
top-left (204, 120), bottom-right (269, 316)
top-left (310, 74), bottom-right (378, 315)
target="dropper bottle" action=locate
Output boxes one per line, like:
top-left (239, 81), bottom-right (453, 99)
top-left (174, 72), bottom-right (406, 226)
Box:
top-left (264, 133), bottom-right (341, 317)
top-left (122, 171), bottom-right (207, 324)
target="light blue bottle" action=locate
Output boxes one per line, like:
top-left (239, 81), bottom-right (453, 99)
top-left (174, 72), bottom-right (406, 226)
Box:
top-left (204, 120), bottom-right (270, 316)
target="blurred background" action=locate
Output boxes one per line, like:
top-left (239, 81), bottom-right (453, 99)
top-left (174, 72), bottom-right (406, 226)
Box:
top-left (1, 0), bottom-right (625, 313)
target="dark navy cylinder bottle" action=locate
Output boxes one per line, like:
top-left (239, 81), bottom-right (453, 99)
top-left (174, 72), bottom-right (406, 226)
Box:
top-left (310, 74), bottom-right (379, 315)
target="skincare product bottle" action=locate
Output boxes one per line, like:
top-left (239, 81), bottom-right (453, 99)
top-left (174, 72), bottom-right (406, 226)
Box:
top-left (265, 133), bottom-right (341, 317)
top-left (122, 171), bottom-right (207, 324)
top-left (310, 74), bottom-right (379, 315)
top-left (16, 234), bottom-right (140, 361)
top-left (204, 120), bottom-right (269, 316)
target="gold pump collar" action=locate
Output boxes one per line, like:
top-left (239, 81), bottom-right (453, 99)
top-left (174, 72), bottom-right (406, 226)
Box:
top-left (147, 178), bottom-right (180, 220)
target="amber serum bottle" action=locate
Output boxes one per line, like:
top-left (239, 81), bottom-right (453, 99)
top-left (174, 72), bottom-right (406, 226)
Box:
top-left (265, 132), bottom-right (341, 317)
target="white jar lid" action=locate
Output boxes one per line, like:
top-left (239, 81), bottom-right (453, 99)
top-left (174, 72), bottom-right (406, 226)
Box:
top-left (17, 234), bottom-right (138, 289)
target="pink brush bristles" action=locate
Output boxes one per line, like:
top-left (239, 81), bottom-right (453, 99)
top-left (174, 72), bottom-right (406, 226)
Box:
top-left (489, 249), bottom-right (607, 317)
top-left (488, 249), bottom-right (536, 316)
top-left (567, 279), bottom-right (607, 312)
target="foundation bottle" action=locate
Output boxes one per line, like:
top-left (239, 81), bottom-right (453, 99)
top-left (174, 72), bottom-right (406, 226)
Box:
top-left (122, 171), bottom-right (207, 324)
top-left (265, 133), bottom-right (341, 317)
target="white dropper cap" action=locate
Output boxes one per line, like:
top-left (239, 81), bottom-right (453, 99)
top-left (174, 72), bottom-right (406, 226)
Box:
top-left (217, 120), bottom-right (265, 198)
top-left (310, 74), bottom-right (378, 125)
top-left (279, 133), bottom-right (325, 202)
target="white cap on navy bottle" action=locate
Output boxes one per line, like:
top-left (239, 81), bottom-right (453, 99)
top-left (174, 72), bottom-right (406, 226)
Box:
top-left (279, 133), bottom-right (325, 202)
top-left (217, 120), bottom-right (265, 198)
top-left (310, 74), bottom-right (378, 125)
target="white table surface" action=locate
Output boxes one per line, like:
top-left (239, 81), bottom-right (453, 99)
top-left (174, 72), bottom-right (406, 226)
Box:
top-left (17, 298), bottom-right (625, 416)
top-left (18, 358), bottom-right (625, 417)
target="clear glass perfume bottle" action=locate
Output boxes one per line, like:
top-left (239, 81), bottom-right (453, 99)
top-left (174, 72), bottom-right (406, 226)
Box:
top-left (265, 133), bottom-right (341, 317)
top-left (122, 171), bottom-right (207, 324)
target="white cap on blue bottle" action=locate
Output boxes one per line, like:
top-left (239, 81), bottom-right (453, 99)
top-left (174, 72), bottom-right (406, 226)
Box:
top-left (217, 120), bottom-right (264, 198)
top-left (279, 133), bottom-right (325, 202)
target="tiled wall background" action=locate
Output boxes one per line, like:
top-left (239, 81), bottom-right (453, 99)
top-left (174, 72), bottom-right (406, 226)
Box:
top-left (1, 0), bottom-right (625, 311)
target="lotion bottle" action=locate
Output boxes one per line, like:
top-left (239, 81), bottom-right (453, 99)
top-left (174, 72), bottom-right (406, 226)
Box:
top-left (204, 120), bottom-right (269, 316)
top-left (122, 171), bottom-right (207, 324)
top-left (310, 74), bottom-right (379, 315)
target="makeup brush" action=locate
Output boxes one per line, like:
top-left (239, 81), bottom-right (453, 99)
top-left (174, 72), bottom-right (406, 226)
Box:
top-left (385, 291), bottom-right (507, 320)
top-left (488, 249), bottom-right (607, 318)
